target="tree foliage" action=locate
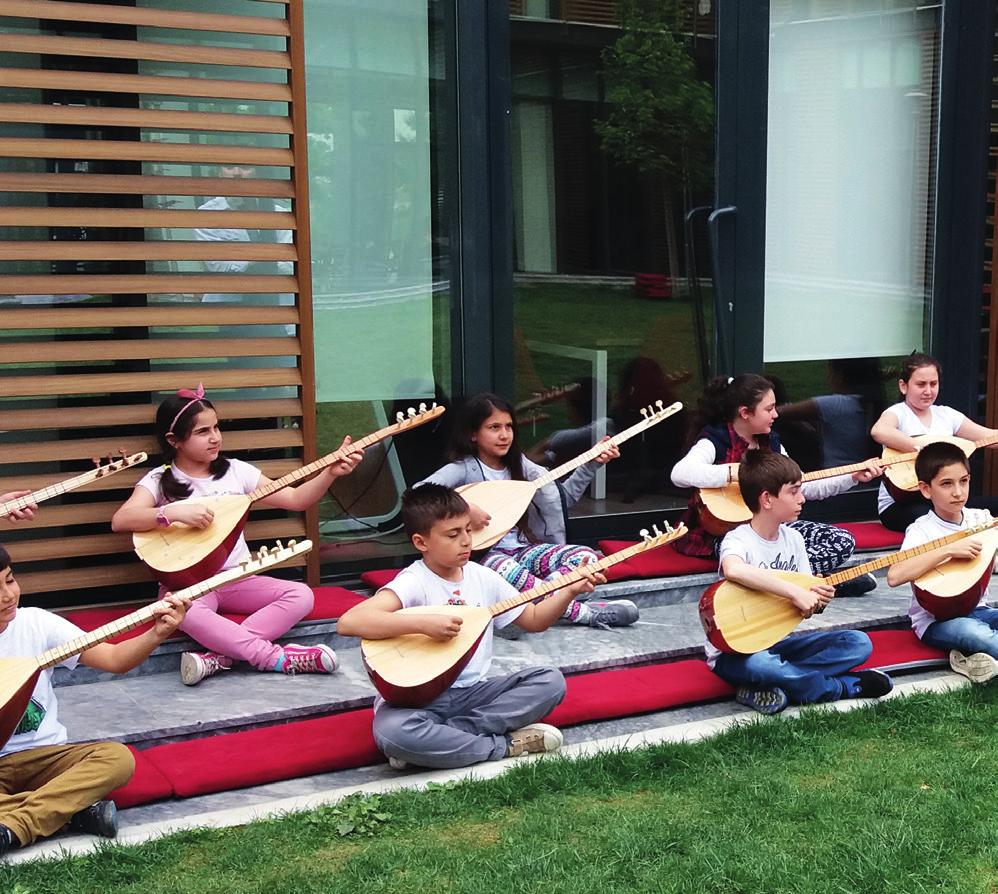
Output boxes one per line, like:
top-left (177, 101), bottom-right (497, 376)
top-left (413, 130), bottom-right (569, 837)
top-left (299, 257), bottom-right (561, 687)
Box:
top-left (596, 0), bottom-right (714, 192)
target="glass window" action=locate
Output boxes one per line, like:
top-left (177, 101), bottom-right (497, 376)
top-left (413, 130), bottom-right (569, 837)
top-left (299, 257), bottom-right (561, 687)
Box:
top-left (302, 1), bottom-right (455, 551)
top-left (508, 6), bottom-right (715, 518)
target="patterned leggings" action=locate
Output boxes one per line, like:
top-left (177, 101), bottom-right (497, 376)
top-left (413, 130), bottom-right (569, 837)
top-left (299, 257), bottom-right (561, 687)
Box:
top-left (482, 542), bottom-right (600, 593)
top-left (788, 520), bottom-right (855, 577)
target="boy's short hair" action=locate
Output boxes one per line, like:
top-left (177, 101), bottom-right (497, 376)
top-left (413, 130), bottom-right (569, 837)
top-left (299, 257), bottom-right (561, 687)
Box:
top-left (915, 441), bottom-right (969, 485)
top-left (737, 451), bottom-right (802, 513)
top-left (400, 483), bottom-right (470, 537)
top-left (0, 544), bottom-right (10, 571)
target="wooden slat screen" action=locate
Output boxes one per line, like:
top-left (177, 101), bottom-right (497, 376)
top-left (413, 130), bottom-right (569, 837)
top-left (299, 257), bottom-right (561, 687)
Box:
top-left (982, 28), bottom-right (998, 491)
top-left (0, 0), bottom-right (316, 605)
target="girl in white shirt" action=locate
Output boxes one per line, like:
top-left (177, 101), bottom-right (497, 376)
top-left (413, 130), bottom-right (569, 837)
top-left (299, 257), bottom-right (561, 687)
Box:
top-left (871, 352), bottom-right (998, 531)
top-left (112, 385), bottom-right (363, 685)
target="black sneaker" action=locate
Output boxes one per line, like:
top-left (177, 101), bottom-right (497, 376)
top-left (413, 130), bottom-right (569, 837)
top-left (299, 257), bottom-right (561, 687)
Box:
top-left (69, 799), bottom-right (118, 838)
top-left (852, 669), bottom-right (893, 699)
top-left (0, 824), bottom-right (20, 857)
top-left (834, 573), bottom-right (877, 597)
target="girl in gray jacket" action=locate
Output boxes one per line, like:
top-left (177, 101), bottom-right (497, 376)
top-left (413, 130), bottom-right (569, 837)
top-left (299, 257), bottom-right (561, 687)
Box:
top-left (420, 393), bottom-right (637, 628)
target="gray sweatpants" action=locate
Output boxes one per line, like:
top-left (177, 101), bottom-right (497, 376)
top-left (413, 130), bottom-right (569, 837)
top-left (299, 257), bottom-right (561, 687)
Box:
top-left (373, 666), bottom-right (566, 769)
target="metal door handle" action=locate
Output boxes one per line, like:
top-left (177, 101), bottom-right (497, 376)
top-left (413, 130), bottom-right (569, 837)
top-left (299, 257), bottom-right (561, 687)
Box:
top-left (708, 205), bottom-right (737, 375)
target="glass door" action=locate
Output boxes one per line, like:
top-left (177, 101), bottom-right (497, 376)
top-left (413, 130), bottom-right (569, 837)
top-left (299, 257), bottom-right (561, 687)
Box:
top-left (711, 0), bottom-right (990, 495)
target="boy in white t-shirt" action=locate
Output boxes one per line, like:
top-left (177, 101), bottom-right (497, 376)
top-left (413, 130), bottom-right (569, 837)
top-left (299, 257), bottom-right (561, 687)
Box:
top-left (709, 452), bottom-right (893, 714)
top-left (0, 545), bottom-right (189, 855)
top-left (886, 441), bottom-right (998, 683)
top-left (337, 483), bottom-right (604, 770)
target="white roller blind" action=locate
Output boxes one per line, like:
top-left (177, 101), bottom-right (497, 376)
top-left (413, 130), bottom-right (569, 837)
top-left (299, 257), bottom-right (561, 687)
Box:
top-left (763, 1), bottom-right (941, 362)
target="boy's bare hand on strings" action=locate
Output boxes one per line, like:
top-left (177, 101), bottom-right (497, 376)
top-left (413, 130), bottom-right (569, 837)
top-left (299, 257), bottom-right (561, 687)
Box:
top-left (569, 557), bottom-right (607, 598)
top-left (421, 614), bottom-right (463, 641)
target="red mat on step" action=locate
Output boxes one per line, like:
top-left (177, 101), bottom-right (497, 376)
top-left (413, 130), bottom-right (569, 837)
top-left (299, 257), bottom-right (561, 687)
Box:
top-left (361, 569), bottom-right (400, 590)
top-left (59, 586), bottom-right (366, 645)
top-left (109, 629), bottom-right (947, 808)
top-left (107, 747), bottom-right (174, 810)
top-left (596, 540), bottom-right (718, 581)
top-left (142, 709), bottom-right (381, 799)
top-left (837, 521), bottom-right (903, 551)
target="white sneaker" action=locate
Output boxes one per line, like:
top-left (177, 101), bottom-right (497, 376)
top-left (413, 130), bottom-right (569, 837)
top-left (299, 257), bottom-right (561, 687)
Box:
top-left (506, 722), bottom-right (564, 758)
top-left (387, 756), bottom-right (410, 771)
top-left (180, 651), bottom-right (232, 686)
top-left (949, 650), bottom-right (998, 684)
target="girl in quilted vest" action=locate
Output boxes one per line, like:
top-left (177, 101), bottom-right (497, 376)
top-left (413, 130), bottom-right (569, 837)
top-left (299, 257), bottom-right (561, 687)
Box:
top-left (670, 374), bottom-right (882, 595)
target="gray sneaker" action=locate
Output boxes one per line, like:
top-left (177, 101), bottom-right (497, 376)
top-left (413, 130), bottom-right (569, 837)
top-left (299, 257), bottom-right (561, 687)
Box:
top-left (585, 599), bottom-right (639, 628)
top-left (506, 722), bottom-right (564, 758)
top-left (949, 650), bottom-right (998, 684)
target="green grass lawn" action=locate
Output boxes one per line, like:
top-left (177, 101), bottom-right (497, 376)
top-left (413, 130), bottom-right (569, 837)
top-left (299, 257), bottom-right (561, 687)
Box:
top-left (9, 685), bottom-right (998, 894)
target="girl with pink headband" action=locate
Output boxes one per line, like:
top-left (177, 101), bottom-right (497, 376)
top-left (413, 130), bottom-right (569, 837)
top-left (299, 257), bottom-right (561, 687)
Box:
top-left (112, 385), bottom-right (364, 685)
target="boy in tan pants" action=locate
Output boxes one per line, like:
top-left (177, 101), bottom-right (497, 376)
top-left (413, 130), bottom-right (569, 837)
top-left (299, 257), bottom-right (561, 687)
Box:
top-left (0, 544), bottom-right (188, 854)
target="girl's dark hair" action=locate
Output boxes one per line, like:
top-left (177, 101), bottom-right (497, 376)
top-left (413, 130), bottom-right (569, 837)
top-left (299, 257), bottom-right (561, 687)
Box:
top-left (155, 394), bottom-right (230, 502)
top-left (900, 351), bottom-right (940, 385)
top-left (0, 544), bottom-right (11, 572)
top-left (691, 374), bottom-right (774, 437)
top-left (449, 392), bottom-right (526, 481)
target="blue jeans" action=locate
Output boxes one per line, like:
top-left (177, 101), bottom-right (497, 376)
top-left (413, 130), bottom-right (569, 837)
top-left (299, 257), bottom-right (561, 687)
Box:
top-left (921, 606), bottom-right (998, 658)
top-left (712, 630), bottom-right (872, 704)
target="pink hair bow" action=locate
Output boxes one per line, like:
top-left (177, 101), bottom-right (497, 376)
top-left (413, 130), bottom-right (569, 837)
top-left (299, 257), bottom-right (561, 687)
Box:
top-left (168, 383), bottom-right (207, 435)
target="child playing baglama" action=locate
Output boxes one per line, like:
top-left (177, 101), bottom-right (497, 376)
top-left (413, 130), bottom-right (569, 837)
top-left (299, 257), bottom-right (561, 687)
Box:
top-left (0, 545), bottom-right (189, 854)
top-left (336, 483), bottom-right (604, 770)
top-left (672, 374), bottom-right (882, 596)
top-left (420, 392), bottom-right (637, 628)
top-left (886, 441), bottom-right (998, 683)
top-left (872, 351), bottom-right (998, 532)
top-left (708, 451), bottom-right (893, 714)
top-left (112, 384), bottom-right (363, 686)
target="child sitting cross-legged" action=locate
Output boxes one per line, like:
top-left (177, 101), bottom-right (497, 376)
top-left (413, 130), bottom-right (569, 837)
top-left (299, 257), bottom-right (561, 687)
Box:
top-left (709, 451), bottom-right (894, 714)
top-left (336, 483), bottom-right (604, 770)
top-left (886, 441), bottom-right (998, 684)
top-left (0, 545), bottom-right (190, 855)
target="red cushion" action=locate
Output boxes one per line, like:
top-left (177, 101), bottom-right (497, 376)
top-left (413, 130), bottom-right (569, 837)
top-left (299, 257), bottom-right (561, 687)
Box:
top-left (597, 540), bottom-right (718, 582)
top-left (545, 659), bottom-right (734, 726)
top-left (115, 626), bottom-right (949, 807)
top-left (107, 747), bottom-right (175, 809)
top-left (142, 709), bottom-right (381, 798)
top-left (862, 628), bottom-right (946, 670)
top-left (298, 586), bottom-right (365, 621)
top-left (837, 521), bottom-right (904, 551)
top-left (217, 585), bottom-right (365, 624)
top-left (360, 569), bottom-right (400, 590)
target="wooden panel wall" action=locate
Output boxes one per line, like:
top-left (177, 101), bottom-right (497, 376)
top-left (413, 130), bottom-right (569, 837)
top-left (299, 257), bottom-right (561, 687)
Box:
top-left (0, 0), bottom-right (317, 604)
top-left (982, 25), bottom-right (998, 491)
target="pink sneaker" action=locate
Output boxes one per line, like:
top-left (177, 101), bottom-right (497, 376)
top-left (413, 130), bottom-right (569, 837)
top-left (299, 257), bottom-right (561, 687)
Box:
top-left (280, 643), bottom-right (338, 675)
top-left (180, 651), bottom-right (233, 686)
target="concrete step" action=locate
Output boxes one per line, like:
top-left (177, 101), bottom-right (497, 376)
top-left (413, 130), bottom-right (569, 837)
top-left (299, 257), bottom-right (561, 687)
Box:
top-left (55, 550), bottom-right (898, 687)
top-left (58, 579), bottom-right (914, 750)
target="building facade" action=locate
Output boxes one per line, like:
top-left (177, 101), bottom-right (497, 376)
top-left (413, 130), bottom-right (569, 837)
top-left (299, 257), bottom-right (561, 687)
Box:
top-left (0, 0), bottom-right (994, 605)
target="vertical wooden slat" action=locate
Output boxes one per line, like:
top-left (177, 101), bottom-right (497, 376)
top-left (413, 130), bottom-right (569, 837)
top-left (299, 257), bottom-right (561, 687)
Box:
top-left (287, 0), bottom-right (320, 586)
